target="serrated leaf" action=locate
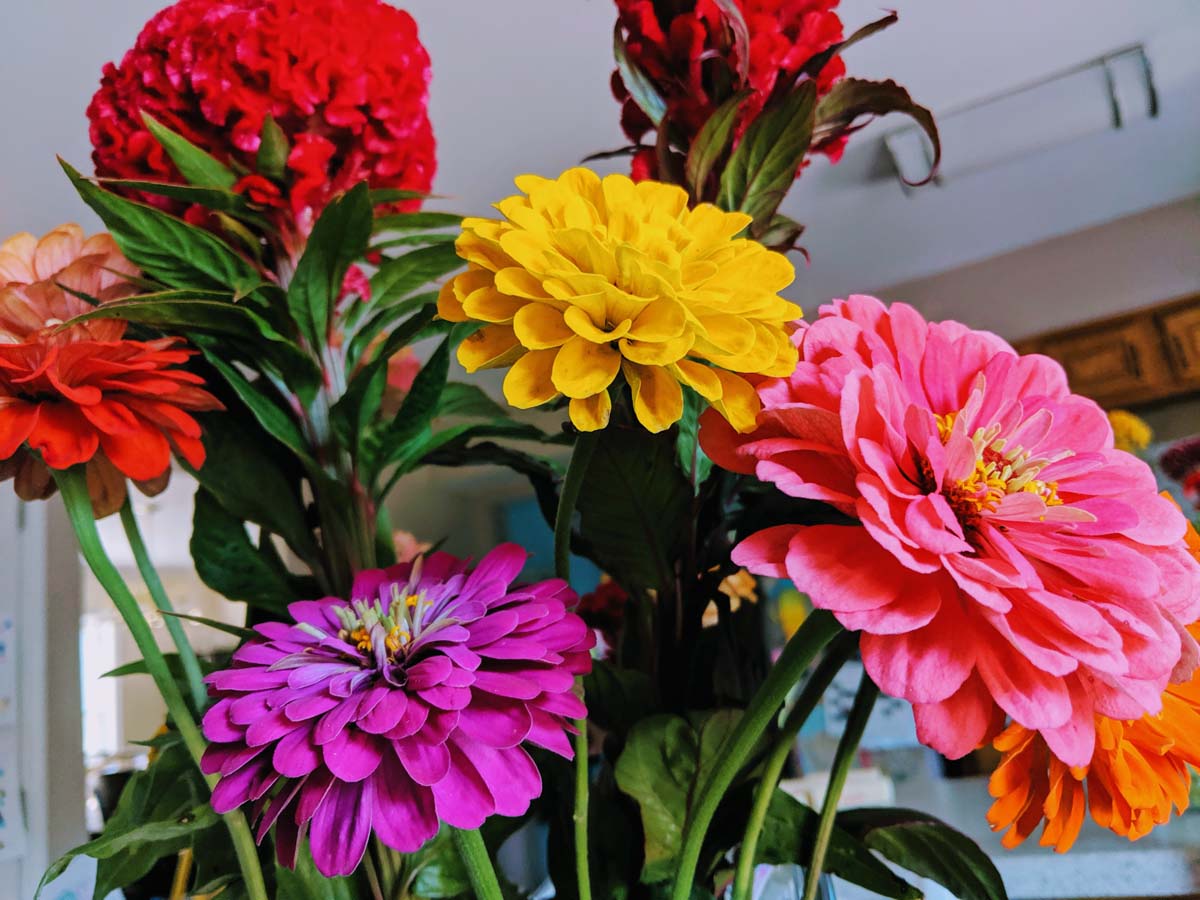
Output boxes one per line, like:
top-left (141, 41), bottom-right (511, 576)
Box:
top-left (142, 112), bottom-right (237, 189)
top-left (685, 90), bottom-right (752, 201)
top-left (839, 807), bottom-right (1008, 900)
top-left (256, 114), bottom-right (289, 181)
top-left (718, 81), bottom-right (817, 225)
top-left (190, 489), bottom-right (292, 614)
top-left (814, 77), bottom-right (941, 185)
top-left (614, 24), bottom-right (667, 126)
top-left (287, 181), bottom-right (373, 349)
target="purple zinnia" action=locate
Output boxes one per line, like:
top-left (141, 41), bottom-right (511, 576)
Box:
top-left (200, 544), bottom-right (594, 876)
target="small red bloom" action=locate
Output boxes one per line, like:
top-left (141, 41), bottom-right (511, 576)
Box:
top-left (88, 0), bottom-right (436, 236)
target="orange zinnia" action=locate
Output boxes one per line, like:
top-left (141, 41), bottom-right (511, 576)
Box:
top-left (988, 511), bottom-right (1200, 852)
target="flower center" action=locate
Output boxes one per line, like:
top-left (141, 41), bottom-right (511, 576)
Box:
top-left (331, 589), bottom-right (433, 663)
top-left (934, 412), bottom-right (1062, 528)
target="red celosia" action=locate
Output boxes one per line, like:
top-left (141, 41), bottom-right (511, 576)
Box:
top-left (613, 0), bottom-right (846, 181)
top-left (88, 0), bottom-right (436, 239)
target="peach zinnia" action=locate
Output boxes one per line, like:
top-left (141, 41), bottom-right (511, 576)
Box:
top-left (702, 295), bottom-right (1200, 767)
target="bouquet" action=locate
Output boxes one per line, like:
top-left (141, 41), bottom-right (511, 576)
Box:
top-left (8, 2), bottom-right (1200, 899)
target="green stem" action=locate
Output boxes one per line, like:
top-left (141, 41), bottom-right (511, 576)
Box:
top-left (731, 632), bottom-right (858, 900)
top-left (669, 610), bottom-right (841, 900)
top-left (451, 828), bottom-right (503, 900)
top-left (802, 672), bottom-right (880, 900)
top-left (55, 468), bottom-right (269, 900)
top-left (553, 430), bottom-right (600, 900)
top-left (119, 499), bottom-right (208, 714)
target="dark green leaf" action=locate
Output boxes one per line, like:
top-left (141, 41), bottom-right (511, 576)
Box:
top-left (98, 178), bottom-right (262, 221)
top-left (287, 181), bottom-right (373, 349)
top-left (839, 807), bottom-right (1008, 900)
top-left (63, 159), bottom-right (265, 298)
top-left (758, 792), bottom-right (922, 900)
top-left (575, 428), bottom-right (692, 591)
top-left (371, 232), bottom-right (458, 251)
top-left (160, 609), bottom-right (257, 641)
top-left (368, 242), bottom-right (463, 308)
top-left (331, 352), bottom-right (388, 458)
top-left (256, 114), bottom-right (289, 181)
top-left (676, 389), bottom-right (714, 490)
top-left (102, 653), bottom-right (216, 680)
top-left (67, 291), bottom-right (288, 344)
top-left (275, 844), bottom-right (359, 900)
top-left (364, 333), bottom-right (451, 479)
top-left (369, 187), bottom-right (433, 205)
top-left (814, 78), bottom-right (941, 185)
top-left (142, 113), bottom-right (237, 189)
top-left (190, 489), bottom-right (293, 614)
top-left (712, 0), bottom-right (750, 82)
top-left (614, 24), bottom-right (667, 126)
top-left (719, 82), bottom-right (817, 225)
top-left (584, 660), bottom-right (656, 739)
top-left (373, 211), bottom-right (463, 233)
top-left (754, 213), bottom-right (806, 252)
top-left (685, 91), bottom-right (752, 200)
top-left (437, 382), bottom-right (510, 420)
top-left (801, 13), bottom-right (898, 83)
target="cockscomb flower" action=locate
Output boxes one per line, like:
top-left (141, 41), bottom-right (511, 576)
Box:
top-left (88, 0), bottom-right (436, 238)
top-left (437, 168), bottom-right (800, 433)
top-left (613, 0), bottom-right (846, 181)
top-left (701, 295), bottom-right (1200, 767)
top-left (201, 546), bottom-right (594, 876)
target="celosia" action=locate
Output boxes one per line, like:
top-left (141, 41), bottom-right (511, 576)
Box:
top-left (437, 168), bottom-right (800, 433)
top-left (201, 546), bottom-right (594, 876)
top-left (613, 0), bottom-right (846, 181)
top-left (702, 295), bottom-right (1200, 767)
top-left (88, 0), bottom-right (435, 238)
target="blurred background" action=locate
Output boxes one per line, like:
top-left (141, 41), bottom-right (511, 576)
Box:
top-left (2, 1), bottom-right (1199, 898)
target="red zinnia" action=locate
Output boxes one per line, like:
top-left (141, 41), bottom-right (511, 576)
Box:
top-left (613, 0), bottom-right (846, 181)
top-left (88, 0), bottom-right (436, 239)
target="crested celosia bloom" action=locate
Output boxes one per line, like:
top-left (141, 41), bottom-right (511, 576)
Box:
top-left (702, 295), bottom-right (1200, 767)
top-left (0, 225), bottom-right (216, 516)
top-left (88, 0), bottom-right (435, 238)
top-left (201, 546), bottom-right (594, 876)
top-left (613, 0), bottom-right (846, 181)
top-left (987, 509), bottom-right (1200, 852)
top-left (437, 168), bottom-right (800, 433)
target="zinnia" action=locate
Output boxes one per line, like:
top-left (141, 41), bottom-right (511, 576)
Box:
top-left (613, 0), bottom-right (846, 181)
top-left (437, 168), bottom-right (800, 433)
top-left (0, 225), bottom-right (219, 516)
top-left (201, 545), bottom-right (594, 876)
top-left (88, 0), bottom-right (436, 237)
top-left (701, 295), bottom-right (1200, 767)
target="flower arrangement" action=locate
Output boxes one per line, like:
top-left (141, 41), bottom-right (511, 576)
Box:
top-left (7, 2), bottom-right (1199, 900)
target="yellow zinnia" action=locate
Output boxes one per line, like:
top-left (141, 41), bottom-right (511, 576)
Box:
top-left (1108, 409), bottom-right (1152, 454)
top-left (437, 168), bottom-right (800, 433)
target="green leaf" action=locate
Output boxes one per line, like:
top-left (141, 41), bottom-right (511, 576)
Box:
top-left (437, 382), bottom-right (510, 419)
top-left (190, 488), bottom-right (292, 614)
top-left (801, 13), bottom-right (898, 82)
top-left (368, 242), bottom-right (463, 308)
top-left (712, 0), bottom-right (750, 82)
top-left (98, 178), bottom-right (261, 221)
top-left (364, 333), bottom-right (452, 480)
top-left (287, 181), bottom-right (373, 349)
top-left (676, 388), bottom-right (713, 490)
top-left (160, 609), bottom-right (257, 641)
top-left (754, 213), bottom-right (806, 252)
top-left (718, 81), bottom-right (817, 226)
top-left (613, 710), bottom-right (742, 883)
top-left (838, 808), bottom-right (1008, 900)
top-left (814, 78), bottom-right (941, 185)
top-left (102, 653), bottom-right (216, 680)
top-left (67, 291), bottom-right (288, 344)
top-left (256, 114), bottom-right (289, 181)
top-left (371, 233), bottom-right (459, 251)
top-left (574, 428), bottom-right (692, 591)
top-left (685, 90), bottom-right (752, 200)
top-left (373, 211), bottom-right (463, 233)
top-left (63, 160), bottom-right (264, 298)
top-left (614, 24), bottom-right (668, 126)
top-left (757, 791), bottom-right (922, 900)
top-left (142, 112), bottom-right (237, 189)
top-left (369, 187), bottom-right (432, 205)
top-left (584, 660), bottom-right (657, 740)
top-left (275, 844), bottom-right (359, 900)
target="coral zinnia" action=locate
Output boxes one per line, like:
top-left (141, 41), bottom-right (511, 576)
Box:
top-left (702, 295), bottom-right (1200, 767)
top-left (201, 546), bottom-right (594, 876)
top-left (437, 168), bottom-right (800, 433)
top-left (88, 0), bottom-right (436, 236)
top-left (613, 0), bottom-right (846, 181)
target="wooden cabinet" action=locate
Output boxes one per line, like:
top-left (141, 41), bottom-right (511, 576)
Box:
top-left (1014, 293), bottom-right (1200, 408)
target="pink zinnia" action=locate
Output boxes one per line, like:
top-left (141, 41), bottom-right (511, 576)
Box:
top-left (701, 295), bottom-right (1200, 767)
top-left (201, 546), bottom-right (593, 876)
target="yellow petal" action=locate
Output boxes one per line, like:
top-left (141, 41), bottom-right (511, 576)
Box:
top-left (711, 370), bottom-right (762, 433)
top-left (455, 229), bottom-right (511, 271)
top-left (670, 359), bottom-right (722, 402)
top-left (551, 335), bottom-right (621, 399)
top-left (618, 332), bottom-right (694, 366)
top-left (628, 299), bottom-right (688, 342)
top-left (437, 278), bottom-right (467, 322)
top-left (554, 229), bottom-right (618, 282)
top-left (564, 305), bottom-right (631, 342)
top-left (503, 348), bottom-right (560, 408)
top-left (513, 303), bottom-right (574, 349)
top-left (457, 324), bottom-right (523, 372)
top-left (682, 204), bottom-right (751, 244)
top-left (495, 267), bottom-right (552, 300)
top-left (624, 363), bottom-right (683, 433)
top-left (569, 392), bottom-right (612, 431)
top-left (696, 313), bottom-right (757, 355)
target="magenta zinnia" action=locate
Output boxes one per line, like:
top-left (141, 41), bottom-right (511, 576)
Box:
top-left (701, 295), bottom-right (1200, 768)
top-left (201, 546), bottom-right (593, 876)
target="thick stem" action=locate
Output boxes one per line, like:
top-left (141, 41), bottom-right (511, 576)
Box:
top-left (553, 430), bottom-right (599, 900)
top-left (55, 468), bottom-right (269, 900)
top-left (451, 828), bottom-right (504, 900)
top-left (119, 499), bottom-right (208, 714)
top-left (669, 610), bottom-right (841, 900)
top-left (802, 672), bottom-right (880, 900)
top-left (731, 632), bottom-right (858, 900)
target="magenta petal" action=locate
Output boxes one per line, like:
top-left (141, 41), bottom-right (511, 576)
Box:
top-left (369, 754), bottom-right (438, 853)
top-left (452, 737), bottom-right (541, 817)
top-left (395, 737), bottom-right (451, 786)
top-left (322, 729), bottom-right (384, 783)
top-left (457, 697), bottom-right (533, 748)
top-left (309, 781), bottom-right (372, 877)
top-left (431, 743), bottom-right (495, 829)
top-left (359, 690), bottom-right (409, 734)
top-left (273, 726), bottom-right (321, 778)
